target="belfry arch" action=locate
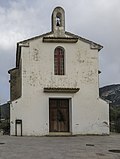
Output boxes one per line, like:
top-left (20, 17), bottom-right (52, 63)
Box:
top-left (52, 7), bottom-right (65, 36)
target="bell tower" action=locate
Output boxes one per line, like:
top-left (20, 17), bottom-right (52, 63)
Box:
top-left (52, 7), bottom-right (65, 37)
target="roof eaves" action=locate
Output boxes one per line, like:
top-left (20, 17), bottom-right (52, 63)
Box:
top-left (18, 31), bottom-right (53, 44)
top-left (8, 67), bottom-right (18, 74)
top-left (65, 31), bottom-right (103, 51)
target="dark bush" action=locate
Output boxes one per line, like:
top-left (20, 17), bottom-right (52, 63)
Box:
top-left (0, 120), bottom-right (10, 135)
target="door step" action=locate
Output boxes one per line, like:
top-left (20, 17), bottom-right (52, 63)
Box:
top-left (48, 132), bottom-right (72, 136)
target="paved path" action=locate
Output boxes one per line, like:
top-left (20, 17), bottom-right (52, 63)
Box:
top-left (0, 134), bottom-right (120, 159)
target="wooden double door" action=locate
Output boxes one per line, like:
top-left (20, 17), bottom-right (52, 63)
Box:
top-left (49, 99), bottom-right (69, 132)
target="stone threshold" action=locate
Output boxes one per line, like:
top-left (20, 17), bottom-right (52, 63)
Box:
top-left (47, 132), bottom-right (73, 137)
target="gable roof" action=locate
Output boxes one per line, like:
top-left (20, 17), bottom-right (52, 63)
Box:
top-left (65, 32), bottom-right (103, 51)
top-left (18, 31), bottom-right (103, 50)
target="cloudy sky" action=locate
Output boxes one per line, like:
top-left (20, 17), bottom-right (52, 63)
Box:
top-left (0, 0), bottom-right (120, 104)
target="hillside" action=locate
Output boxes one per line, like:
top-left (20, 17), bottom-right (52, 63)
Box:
top-left (100, 84), bottom-right (120, 132)
top-left (99, 84), bottom-right (120, 107)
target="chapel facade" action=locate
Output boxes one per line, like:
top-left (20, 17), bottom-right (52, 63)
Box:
top-left (9, 7), bottom-right (109, 136)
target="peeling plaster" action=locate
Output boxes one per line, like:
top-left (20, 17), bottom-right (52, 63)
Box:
top-left (32, 48), bottom-right (40, 61)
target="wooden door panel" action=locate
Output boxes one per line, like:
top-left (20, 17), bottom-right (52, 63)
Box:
top-left (49, 108), bottom-right (57, 132)
top-left (60, 108), bottom-right (69, 132)
top-left (49, 99), bottom-right (69, 132)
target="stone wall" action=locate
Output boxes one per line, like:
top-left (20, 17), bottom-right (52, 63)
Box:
top-left (9, 67), bottom-right (21, 101)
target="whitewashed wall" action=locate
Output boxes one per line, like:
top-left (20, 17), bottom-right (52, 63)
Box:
top-left (10, 34), bottom-right (109, 136)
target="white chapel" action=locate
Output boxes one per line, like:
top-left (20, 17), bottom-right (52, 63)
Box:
top-left (9, 7), bottom-right (109, 136)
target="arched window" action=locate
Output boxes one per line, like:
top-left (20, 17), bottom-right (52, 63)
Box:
top-left (54, 47), bottom-right (64, 75)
